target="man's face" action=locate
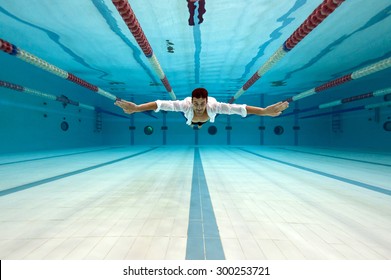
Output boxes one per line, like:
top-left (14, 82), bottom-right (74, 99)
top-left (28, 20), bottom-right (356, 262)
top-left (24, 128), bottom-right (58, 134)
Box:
top-left (192, 97), bottom-right (207, 116)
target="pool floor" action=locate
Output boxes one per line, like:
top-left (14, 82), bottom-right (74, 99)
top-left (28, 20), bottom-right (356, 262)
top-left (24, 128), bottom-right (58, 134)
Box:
top-left (0, 146), bottom-right (390, 259)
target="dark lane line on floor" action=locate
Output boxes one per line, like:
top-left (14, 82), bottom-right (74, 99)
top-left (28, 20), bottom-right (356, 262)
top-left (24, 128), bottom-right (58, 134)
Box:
top-left (0, 146), bottom-right (123, 166)
top-left (186, 147), bottom-right (225, 260)
top-left (277, 147), bottom-right (391, 167)
top-left (0, 147), bottom-right (159, 197)
top-left (239, 148), bottom-right (391, 197)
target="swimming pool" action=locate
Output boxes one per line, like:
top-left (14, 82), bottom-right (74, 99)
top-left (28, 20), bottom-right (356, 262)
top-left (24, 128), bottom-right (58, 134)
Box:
top-left (0, 0), bottom-right (390, 260)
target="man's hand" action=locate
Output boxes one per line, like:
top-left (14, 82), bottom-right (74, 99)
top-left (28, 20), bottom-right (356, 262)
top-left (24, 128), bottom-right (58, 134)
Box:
top-left (264, 101), bottom-right (289, 117)
top-left (114, 99), bottom-right (138, 114)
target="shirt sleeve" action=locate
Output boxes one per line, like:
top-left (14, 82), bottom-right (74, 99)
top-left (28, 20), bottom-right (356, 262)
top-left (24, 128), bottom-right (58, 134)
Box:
top-left (209, 99), bottom-right (247, 117)
top-left (154, 98), bottom-right (191, 113)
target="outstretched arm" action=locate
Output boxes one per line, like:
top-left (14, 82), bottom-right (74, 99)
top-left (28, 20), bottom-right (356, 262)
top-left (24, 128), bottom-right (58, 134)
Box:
top-left (114, 99), bottom-right (157, 114)
top-left (246, 101), bottom-right (289, 117)
top-left (115, 98), bottom-right (189, 114)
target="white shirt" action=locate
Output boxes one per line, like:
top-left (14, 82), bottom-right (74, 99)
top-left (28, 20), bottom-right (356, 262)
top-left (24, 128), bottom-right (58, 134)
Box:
top-left (155, 97), bottom-right (247, 125)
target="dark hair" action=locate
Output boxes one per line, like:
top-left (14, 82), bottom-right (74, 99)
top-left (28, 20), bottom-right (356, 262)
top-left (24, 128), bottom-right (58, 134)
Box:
top-left (192, 88), bottom-right (208, 100)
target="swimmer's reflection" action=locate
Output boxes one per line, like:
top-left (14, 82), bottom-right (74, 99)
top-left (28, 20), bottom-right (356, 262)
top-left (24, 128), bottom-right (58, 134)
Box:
top-left (187, 0), bottom-right (206, 26)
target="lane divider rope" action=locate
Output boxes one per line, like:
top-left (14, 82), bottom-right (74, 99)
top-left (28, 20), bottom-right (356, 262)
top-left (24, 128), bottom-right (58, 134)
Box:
top-left (229, 0), bottom-right (346, 103)
top-left (0, 38), bottom-right (117, 101)
top-left (280, 86), bottom-right (391, 118)
top-left (112, 0), bottom-right (176, 100)
top-left (284, 57), bottom-right (391, 103)
top-left (0, 79), bottom-right (95, 110)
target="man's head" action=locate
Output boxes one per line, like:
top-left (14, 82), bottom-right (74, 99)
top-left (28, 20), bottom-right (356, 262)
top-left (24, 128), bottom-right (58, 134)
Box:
top-left (191, 88), bottom-right (208, 116)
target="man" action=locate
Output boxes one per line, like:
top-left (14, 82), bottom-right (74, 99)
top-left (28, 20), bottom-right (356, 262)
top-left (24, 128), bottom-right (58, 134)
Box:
top-left (114, 88), bottom-right (289, 128)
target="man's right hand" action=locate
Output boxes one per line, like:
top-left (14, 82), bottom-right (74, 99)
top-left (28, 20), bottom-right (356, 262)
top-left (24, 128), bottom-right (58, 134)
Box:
top-left (263, 101), bottom-right (289, 117)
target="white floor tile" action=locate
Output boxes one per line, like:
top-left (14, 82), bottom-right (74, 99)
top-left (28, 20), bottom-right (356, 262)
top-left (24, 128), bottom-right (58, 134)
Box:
top-left (274, 240), bottom-right (306, 259)
top-left (23, 238), bottom-right (67, 259)
top-left (221, 238), bottom-right (245, 260)
top-left (63, 237), bottom-right (103, 259)
top-left (105, 237), bottom-right (136, 260)
top-left (145, 237), bottom-right (170, 259)
top-left (256, 239), bottom-right (286, 260)
top-left (239, 239), bottom-right (266, 259)
top-left (125, 237), bottom-right (153, 259)
top-left (85, 236), bottom-right (119, 260)
top-left (165, 237), bottom-right (187, 260)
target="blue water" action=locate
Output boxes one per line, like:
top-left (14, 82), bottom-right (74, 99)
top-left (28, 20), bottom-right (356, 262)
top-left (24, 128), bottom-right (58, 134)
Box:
top-left (0, 0), bottom-right (391, 260)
